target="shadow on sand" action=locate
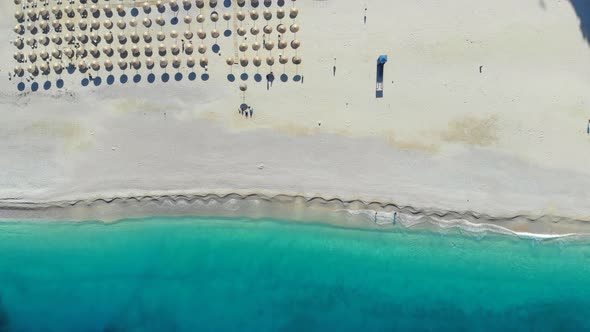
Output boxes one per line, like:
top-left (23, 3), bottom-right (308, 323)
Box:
top-left (570, 0), bottom-right (590, 44)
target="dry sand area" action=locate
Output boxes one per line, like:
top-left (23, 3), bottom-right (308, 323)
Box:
top-left (1, 0), bottom-right (590, 223)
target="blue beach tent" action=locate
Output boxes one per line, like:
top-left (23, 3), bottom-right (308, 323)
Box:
top-left (376, 55), bottom-right (388, 98)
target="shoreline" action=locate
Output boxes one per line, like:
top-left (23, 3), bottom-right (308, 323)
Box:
top-left (1, 192), bottom-right (587, 240)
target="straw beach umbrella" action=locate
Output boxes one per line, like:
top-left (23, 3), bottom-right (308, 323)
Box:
top-left (172, 57), bottom-right (181, 69)
top-left (185, 43), bottom-right (194, 55)
top-left (187, 57), bottom-right (196, 68)
top-left (103, 46), bottom-right (114, 57)
top-left (211, 12), bottom-right (219, 22)
top-left (159, 57), bottom-right (169, 69)
top-left (104, 20), bottom-right (114, 29)
top-left (200, 57), bottom-right (208, 68)
top-left (240, 57), bottom-right (249, 67)
top-left (144, 32), bottom-right (153, 43)
top-left (144, 44), bottom-right (153, 56)
top-left (53, 62), bottom-right (64, 74)
top-left (239, 83), bottom-right (247, 103)
top-left (253, 56), bottom-right (261, 67)
top-left (146, 58), bottom-right (155, 70)
top-left (250, 10), bottom-right (259, 20)
top-left (14, 66), bottom-right (24, 77)
top-left (104, 59), bottom-right (113, 71)
top-left (171, 44), bottom-right (180, 56)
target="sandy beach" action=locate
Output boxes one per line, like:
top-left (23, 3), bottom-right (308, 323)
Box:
top-left (1, 0), bottom-right (590, 230)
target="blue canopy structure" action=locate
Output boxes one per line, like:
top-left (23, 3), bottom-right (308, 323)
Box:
top-left (376, 55), bottom-right (388, 98)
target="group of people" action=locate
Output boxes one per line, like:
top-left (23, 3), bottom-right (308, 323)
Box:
top-left (373, 212), bottom-right (398, 224)
top-left (239, 105), bottom-right (254, 118)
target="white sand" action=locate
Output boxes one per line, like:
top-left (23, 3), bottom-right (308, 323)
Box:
top-left (1, 0), bottom-right (590, 222)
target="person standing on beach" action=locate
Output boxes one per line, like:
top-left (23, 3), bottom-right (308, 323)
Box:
top-left (249, 107), bottom-right (253, 118)
top-left (333, 58), bottom-right (337, 76)
top-left (587, 120), bottom-right (590, 135)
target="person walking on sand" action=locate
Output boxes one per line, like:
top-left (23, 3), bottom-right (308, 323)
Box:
top-left (587, 120), bottom-right (590, 135)
top-left (249, 106), bottom-right (253, 118)
top-left (266, 73), bottom-right (275, 89)
top-left (333, 58), bottom-right (337, 76)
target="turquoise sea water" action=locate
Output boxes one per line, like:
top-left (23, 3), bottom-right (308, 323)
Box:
top-left (0, 217), bottom-right (589, 331)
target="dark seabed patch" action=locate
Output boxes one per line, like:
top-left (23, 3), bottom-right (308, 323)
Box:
top-left (0, 295), bottom-right (11, 332)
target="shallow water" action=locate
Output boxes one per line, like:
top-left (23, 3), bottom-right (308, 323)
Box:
top-left (0, 217), bottom-right (589, 331)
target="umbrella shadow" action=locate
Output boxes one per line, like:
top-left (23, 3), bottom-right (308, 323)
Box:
top-left (570, 0), bottom-right (590, 45)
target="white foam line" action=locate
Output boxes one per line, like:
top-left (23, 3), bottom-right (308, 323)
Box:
top-left (339, 209), bottom-right (583, 240)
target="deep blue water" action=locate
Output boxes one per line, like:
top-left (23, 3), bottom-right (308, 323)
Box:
top-left (570, 0), bottom-right (590, 44)
top-left (0, 217), bottom-right (589, 331)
